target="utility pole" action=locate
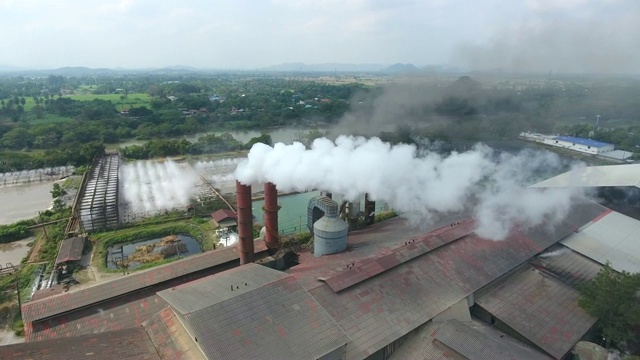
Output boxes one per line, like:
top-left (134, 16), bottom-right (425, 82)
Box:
top-left (37, 211), bottom-right (50, 243)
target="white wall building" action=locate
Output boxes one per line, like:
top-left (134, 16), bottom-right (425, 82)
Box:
top-left (519, 132), bottom-right (615, 155)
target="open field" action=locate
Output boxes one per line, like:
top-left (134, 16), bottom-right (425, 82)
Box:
top-left (67, 93), bottom-right (151, 109)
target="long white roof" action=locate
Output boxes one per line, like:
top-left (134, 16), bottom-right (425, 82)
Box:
top-left (561, 210), bottom-right (640, 273)
top-left (532, 164), bottom-right (640, 189)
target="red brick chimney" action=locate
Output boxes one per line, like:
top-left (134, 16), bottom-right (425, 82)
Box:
top-left (263, 182), bottom-right (280, 254)
top-left (236, 181), bottom-right (253, 265)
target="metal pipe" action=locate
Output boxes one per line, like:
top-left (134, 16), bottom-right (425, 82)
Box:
top-left (236, 181), bottom-right (254, 265)
top-left (263, 182), bottom-right (280, 254)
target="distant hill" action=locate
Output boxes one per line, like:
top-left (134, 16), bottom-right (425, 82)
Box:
top-left (381, 63), bottom-right (420, 74)
top-left (263, 62), bottom-right (388, 72)
top-left (48, 67), bottom-right (117, 76)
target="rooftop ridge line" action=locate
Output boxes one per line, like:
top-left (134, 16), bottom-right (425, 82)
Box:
top-left (322, 219), bottom-right (475, 292)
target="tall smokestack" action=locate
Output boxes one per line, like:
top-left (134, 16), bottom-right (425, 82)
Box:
top-left (365, 193), bottom-right (375, 226)
top-left (263, 182), bottom-right (280, 254)
top-left (236, 181), bottom-right (253, 265)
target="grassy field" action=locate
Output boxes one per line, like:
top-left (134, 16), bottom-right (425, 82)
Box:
top-left (20, 92), bottom-right (151, 112)
top-left (68, 93), bottom-right (152, 109)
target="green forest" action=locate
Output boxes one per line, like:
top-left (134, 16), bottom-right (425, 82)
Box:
top-left (1, 73), bottom-right (640, 172)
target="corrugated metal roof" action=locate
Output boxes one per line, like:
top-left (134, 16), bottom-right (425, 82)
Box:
top-left (143, 307), bottom-right (205, 360)
top-left (531, 245), bottom-right (603, 288)
top-left (22, 240), bottom-right (267, 324)
top-left (0, 328), bottom-right (159, 360)
top-left (304, 199), bottom-right (608, 360)
top-left (475, 266), bottom-right (597, 359)
top-left (389, 319), bottom-right (552, 360)
top-left (324, 219), bottom-right (475, 292)
top-left (561, 210), bottom-right (640, 273)
top-left (27, 290), bottom-right (169, 342)
top-left (435, 320), bottom-right (553, 360)
top-left (554, 136), bottom-right (612, 148)
top-left (211, 209), bottom-right (237, 222)
top-left (532, 164), bottom-right (640, 188)
top-left (179, 273), bottom-right (349, 360)
top-left (388, 321), bottom-right (463, 360)
top-left (55, 236), bottom-right (85, 265)
top-left (158, 263), bottom-right (288, 315)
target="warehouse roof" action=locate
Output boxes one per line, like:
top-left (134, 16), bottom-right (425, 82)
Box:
top-left (55, 236), bottom-right (85, 265)
top-left (143, 306), bottom-right (205, 360)
top-left (161, 264), bottom-right (349, 360)
top-left (389, 319), bottom-right (552, 360)
top-left (436, 320), bottom-right (553, 360)
top-left (554, 136), bottom-right (612, 148)
top-left (531, 245), bottom-right (603, 288)
top-left (532, 164), bottom-right (640, 189)
top-left (22, 240), bottom-right (267, 324)
top-left (0, 328), bottom-right (159, 360)
top-left (475, 266), bottom-right (597, 359)
top-left (561, 210), bottom-right (640, 273)
top-left (303, 198), bottom-right (608, 360)
top-left (157, 262), bottom-right (288, 314)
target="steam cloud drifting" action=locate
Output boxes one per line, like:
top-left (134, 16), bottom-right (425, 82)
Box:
top-left (121, 160), bottom-right (199, 214)
top-left (234, 136), bottom-right (582, 240)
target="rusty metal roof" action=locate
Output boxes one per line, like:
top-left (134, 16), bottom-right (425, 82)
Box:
top-left (211, 209), bottom-right (237, 222)
top-left (434, 320), bottom-right (553, 360)
top-left (531, 245), bottom-right (602, 288)
top-left (55, 236), bottom-right (85, 265)
top-left (22, 240), bottom-right (267, 324)
top-left (389, 319), bottom-right (552, 360)
top-left (143, 307), bottom-right (205, 360)
top-left (172, 266), bottom-right (349, 360)
top-left (475, 266), bottom-right (597, 359)
top-left (325, 219), bottom-right (475, 292)
top-left (158, 263), bottom-right (287, 314)
top-left (0, 328), bottom-right (159, 360)
top-left (388, 321), bottom-right (463, 360)
top-left (303, 199), bottom-right (608, 360)
top-left (27, 289), bottom-right (169, 342)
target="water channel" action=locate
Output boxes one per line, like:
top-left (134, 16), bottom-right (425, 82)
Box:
top-left (0, 182), bottom-right (55, 225)
top-left (252, 192), bottom-right (389, 235)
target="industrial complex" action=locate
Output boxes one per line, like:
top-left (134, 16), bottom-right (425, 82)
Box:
top-left (2, 159), bottom-right (640, 359)
top-left (519, 132), bottom-right (634, 162)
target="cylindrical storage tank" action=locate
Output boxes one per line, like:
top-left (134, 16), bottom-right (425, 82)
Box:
top-left (313, 216), bottom-right (349, 257)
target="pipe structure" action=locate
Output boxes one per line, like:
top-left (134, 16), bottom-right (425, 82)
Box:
top-left (321, 191), bottom-right (333, 199)
top-left (236, 181), bottom-right (254, 265)
top-left (263, 182), bottom-right (280, 254)
top-left (364, 193), bottom-right (375, 226)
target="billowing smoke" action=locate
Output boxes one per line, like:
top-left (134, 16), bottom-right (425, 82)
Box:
top-left (234, 136), bottom-right (582, 240)
top-left (452, 1), bottom-right (640, 74)
top-left (120, 160), bottom-right (199, 214)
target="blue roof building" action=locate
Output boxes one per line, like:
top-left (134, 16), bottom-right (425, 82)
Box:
top-left (554, 136), bottom-right (612, 148)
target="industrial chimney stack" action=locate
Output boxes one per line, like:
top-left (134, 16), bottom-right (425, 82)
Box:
top-left (263, 182), bottom-right (280, 254)
top-left (236, 181), bottom-right (253, 265)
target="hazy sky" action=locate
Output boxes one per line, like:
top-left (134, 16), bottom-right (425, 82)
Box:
top-left (0, 0), bottom-right (638, 73)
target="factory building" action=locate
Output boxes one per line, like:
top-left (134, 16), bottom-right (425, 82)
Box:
top-left (520, 132), bottom-right (616, 156)
top-left (6, 175), bottom-right (640, 359)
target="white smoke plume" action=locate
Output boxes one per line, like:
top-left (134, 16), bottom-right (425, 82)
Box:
top-left (234, 136), bottom-right (583, 240)
top-left (120, 160), bottom-right (199, 214)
